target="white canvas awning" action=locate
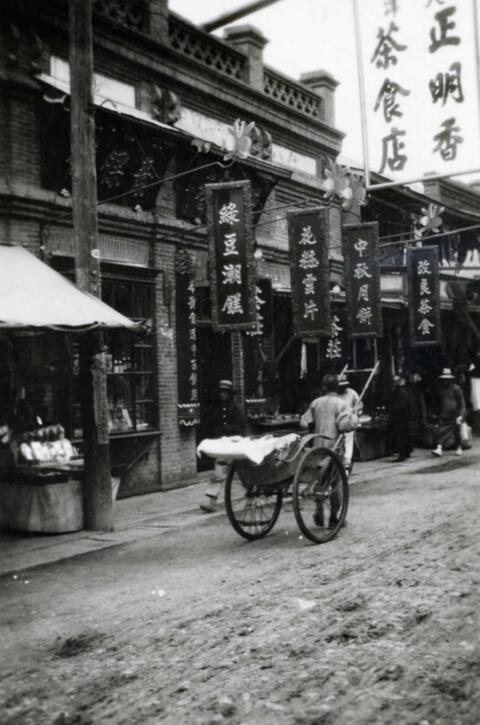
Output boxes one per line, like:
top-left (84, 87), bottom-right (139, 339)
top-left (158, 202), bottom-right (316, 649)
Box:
top-left (0, 245), bottom-right (137, 330)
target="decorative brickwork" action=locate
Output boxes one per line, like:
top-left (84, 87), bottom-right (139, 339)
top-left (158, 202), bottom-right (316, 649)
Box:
top-left (93, 0), bottom-right (148, 32)
top-left (169, 17), bottom-right (246, 81)
top-left (264, 70), bottom-right (322, 120)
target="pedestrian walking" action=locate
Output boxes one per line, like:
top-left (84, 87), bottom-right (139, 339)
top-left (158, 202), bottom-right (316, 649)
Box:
top-left (338, 375), bottom-right (361, 474)
top-left (386, 375), bottom-right (412, 462)
top-left (300, 374), bottom-right (354, 529)
top-left (432, 368), bottom-right (467, 457)
top-left (199, 380), bottom-right (247, 513)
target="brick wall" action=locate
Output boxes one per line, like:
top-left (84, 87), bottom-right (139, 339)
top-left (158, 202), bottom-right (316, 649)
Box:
top-left (154, 240), bottom-right (198, 486)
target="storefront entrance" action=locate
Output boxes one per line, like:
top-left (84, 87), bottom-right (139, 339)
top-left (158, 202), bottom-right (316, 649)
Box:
top-left (196, 326), bottom-right (232, 471)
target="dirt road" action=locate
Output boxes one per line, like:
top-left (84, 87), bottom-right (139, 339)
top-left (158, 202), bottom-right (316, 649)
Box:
top-left (1, 454), bottom-right (479, 725)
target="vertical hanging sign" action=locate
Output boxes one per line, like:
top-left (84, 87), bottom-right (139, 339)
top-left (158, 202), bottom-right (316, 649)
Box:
top-left (288, 207), bottom-right (331, 337)
top-left (343, 222), bottom-right (383, 338)
top-left (246, 278), bottom-right (273, 338)
top-left (206, 180), bottom-right (256, 331)
top-left (175, 249), bottom-right (200, 426)
top-left (408, 245), bottom-right (441, 347)
top-left (320, 308), bottom-right (349, 365)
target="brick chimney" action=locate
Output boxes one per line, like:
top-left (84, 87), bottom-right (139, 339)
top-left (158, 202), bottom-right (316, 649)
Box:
top-left (148, 0), bottom-right (169, 44)
top-left (223, 25), bottom-right (268, 91)
top-left (300, 70), bottom-right (339, 127)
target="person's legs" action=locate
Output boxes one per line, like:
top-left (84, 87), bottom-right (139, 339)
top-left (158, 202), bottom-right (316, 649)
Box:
top-left (344, 431), bottom-right (354, 470)
top-left (454, 423), bottom-right (462, 454)
top-left (200, 459), bottom-right (229, 512)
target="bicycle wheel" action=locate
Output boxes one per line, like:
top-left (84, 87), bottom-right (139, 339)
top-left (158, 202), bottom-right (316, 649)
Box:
top-left (224, 463), bottom-right (283, 541)
top-left (292, 446), bottom-right (349, 544)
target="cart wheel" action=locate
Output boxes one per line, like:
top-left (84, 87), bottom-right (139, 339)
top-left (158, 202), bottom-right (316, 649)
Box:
top-left (292, 447), bottom-right (348, 544)
top-left (224, 463), bottom-right (283, 541)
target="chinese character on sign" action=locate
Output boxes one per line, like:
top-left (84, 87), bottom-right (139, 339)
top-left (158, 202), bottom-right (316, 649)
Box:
top-left (299, 250), bottom-right (320, 269)
top-left (433, 117), bottom-right (463, 160)
top-left (418, 318), bottom-right (435, 335)
top-left (379, 127), bottom-right (408, 173)
top-left (358, 284), bottom-right (370, 302)
top-left (374, 78), bottom-right (411, 122)
top-left (371, 22), bottom-right (407, 69)
top-left (222, 293), bottom-right (243, 315)
top-left (354, 262), bottom-right (373, 279)
top-left (429, 7), bottom-right (461, 53)
top-left (429, 62), bottom-right (464, 106)
top-left (299, 225), bottom-right (317, 245)
top-left (221, 264), bottom-right (242, 285)
top-left (302, 273), bottom-right (317, 296)
top-left (303, 301), bottom-right (318, 320)
top-left (223, 233), bottom-right (239, 256)
top-left (384, 0), bottom-right (399, 16)
top-left (417, 260), bottom-right (431, 275)
top-left (189, 327), bottom-right (197, 341)
top-left (188, 296), bottom-right (196, 310)
top-left (354, 238), bottom-right (369, 257)
top-left (420, 278), bottom-right (432, 295)
top-left (356, 307), bottom-right (373, 325)
top-left (418, 299), bottom-right (433, 315)
top-left (326, 314), bottom-right (343, 359)
top-left (219, 202), bottom-right (240, 225)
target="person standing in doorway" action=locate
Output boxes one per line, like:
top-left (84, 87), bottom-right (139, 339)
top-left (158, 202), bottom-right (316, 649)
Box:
top-left (432, 368), bottom-right (466, 457)
top-left (338, 375), bottom-right (361, 475)
top-left (199, 379), bottom-right (247, 513)
top-left (386, 375), bottom-right (412, 462)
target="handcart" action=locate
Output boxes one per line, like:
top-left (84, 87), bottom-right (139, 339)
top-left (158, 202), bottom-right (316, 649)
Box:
top-left (223, 433), bottom-right (348, 544)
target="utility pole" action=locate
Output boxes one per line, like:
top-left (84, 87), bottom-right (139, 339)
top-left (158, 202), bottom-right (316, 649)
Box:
top-left (69, 0), bottom-right (114, 531)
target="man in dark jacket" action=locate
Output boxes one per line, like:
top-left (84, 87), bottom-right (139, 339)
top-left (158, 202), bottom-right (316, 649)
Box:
top-left (200, 379), bottom-right (246, 513)
top-left (386, 375), bottom-right (412, 462)
top-left (432, 368), bottom-right (467, 456)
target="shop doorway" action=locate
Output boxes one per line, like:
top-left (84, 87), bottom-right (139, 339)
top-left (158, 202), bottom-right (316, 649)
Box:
top-left (196, 326), bottom-right (232, 471)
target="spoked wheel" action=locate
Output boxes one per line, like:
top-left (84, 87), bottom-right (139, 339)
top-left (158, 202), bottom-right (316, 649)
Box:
top-left (292, 446), bottom-right (349, 544)
top-left (225, 463), bottom-right (283, 541)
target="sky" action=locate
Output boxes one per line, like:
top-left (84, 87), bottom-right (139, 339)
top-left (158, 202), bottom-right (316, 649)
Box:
top-left (169, 0), bottom-right (480, 187)
top-left (169, 0), bottom-right (362, 158)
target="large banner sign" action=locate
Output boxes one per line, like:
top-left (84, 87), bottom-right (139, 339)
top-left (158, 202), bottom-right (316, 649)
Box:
top-left (288, 207), bottom-right (331, 338)
top-left (206, 180), bottom-right (256, 331)
top-left (354, 0), bottom-right (480, 188)
top-left (343, 223), bottom-right (383, 338)
top-left (175, 249), bottom-right (200, 427)
top-left (408, 245), bottom-right (441, 347)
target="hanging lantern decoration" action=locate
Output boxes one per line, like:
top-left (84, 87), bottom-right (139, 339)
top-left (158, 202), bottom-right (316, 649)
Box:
top-left (321, 160), bottom-right (367, 211)
top-left (418, 203), bottom-right (444, 236)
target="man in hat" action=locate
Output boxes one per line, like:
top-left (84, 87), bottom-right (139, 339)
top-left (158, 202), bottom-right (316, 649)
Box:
top-left (338, 375), bottom-right (361, 473)
top-left (300, 374), bottom-right (351, 529)
top-left (200, 379), bottom-right (247, 513)
top-left (432, 368), bottom-right (466, 457)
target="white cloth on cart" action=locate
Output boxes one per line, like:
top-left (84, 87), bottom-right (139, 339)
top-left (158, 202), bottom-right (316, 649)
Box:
top-left (196, 433), bottom-right (300, 466)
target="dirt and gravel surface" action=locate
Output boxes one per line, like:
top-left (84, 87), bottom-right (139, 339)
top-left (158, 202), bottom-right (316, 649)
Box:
top-left (1, 453), bottom-right (479, 725)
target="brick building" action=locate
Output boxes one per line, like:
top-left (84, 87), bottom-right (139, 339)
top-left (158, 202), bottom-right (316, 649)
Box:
top-left (0, 0), bottom-right (345, 494)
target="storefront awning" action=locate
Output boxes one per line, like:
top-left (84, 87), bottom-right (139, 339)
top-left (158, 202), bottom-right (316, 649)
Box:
top-left (0, 246), bottom-right (137, 330)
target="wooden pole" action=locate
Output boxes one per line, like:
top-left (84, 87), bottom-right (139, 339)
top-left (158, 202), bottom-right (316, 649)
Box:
top-left (69, 0), bottom-right (113, 531)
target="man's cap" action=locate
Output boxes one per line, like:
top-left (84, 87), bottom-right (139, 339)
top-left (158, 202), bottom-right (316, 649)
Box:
top-left (322, 373), bottom-right (339, 392)
top-left (438, 367), bottom-right (455, 379)
top-left (218, 379), bottom-right (234, 391)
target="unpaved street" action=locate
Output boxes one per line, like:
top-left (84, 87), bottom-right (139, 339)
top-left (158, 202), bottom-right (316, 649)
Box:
top-left (1, 453), bottom-right (480, 725)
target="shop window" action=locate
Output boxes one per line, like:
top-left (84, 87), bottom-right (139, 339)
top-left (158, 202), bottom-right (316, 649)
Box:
top-left (71, 275), bottom-right (156, 437)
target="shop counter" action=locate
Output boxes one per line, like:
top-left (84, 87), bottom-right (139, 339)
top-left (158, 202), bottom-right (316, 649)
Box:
top-left (251, 414), bottom-right (301, 436)
top-left (354, 422), bottom-right (388, 461)
top-left (0, 461), bottom-right (85, 534)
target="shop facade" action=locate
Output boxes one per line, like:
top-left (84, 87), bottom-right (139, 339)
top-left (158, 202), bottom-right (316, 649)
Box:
top-left (0, 0), bottom-right (344, 494)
